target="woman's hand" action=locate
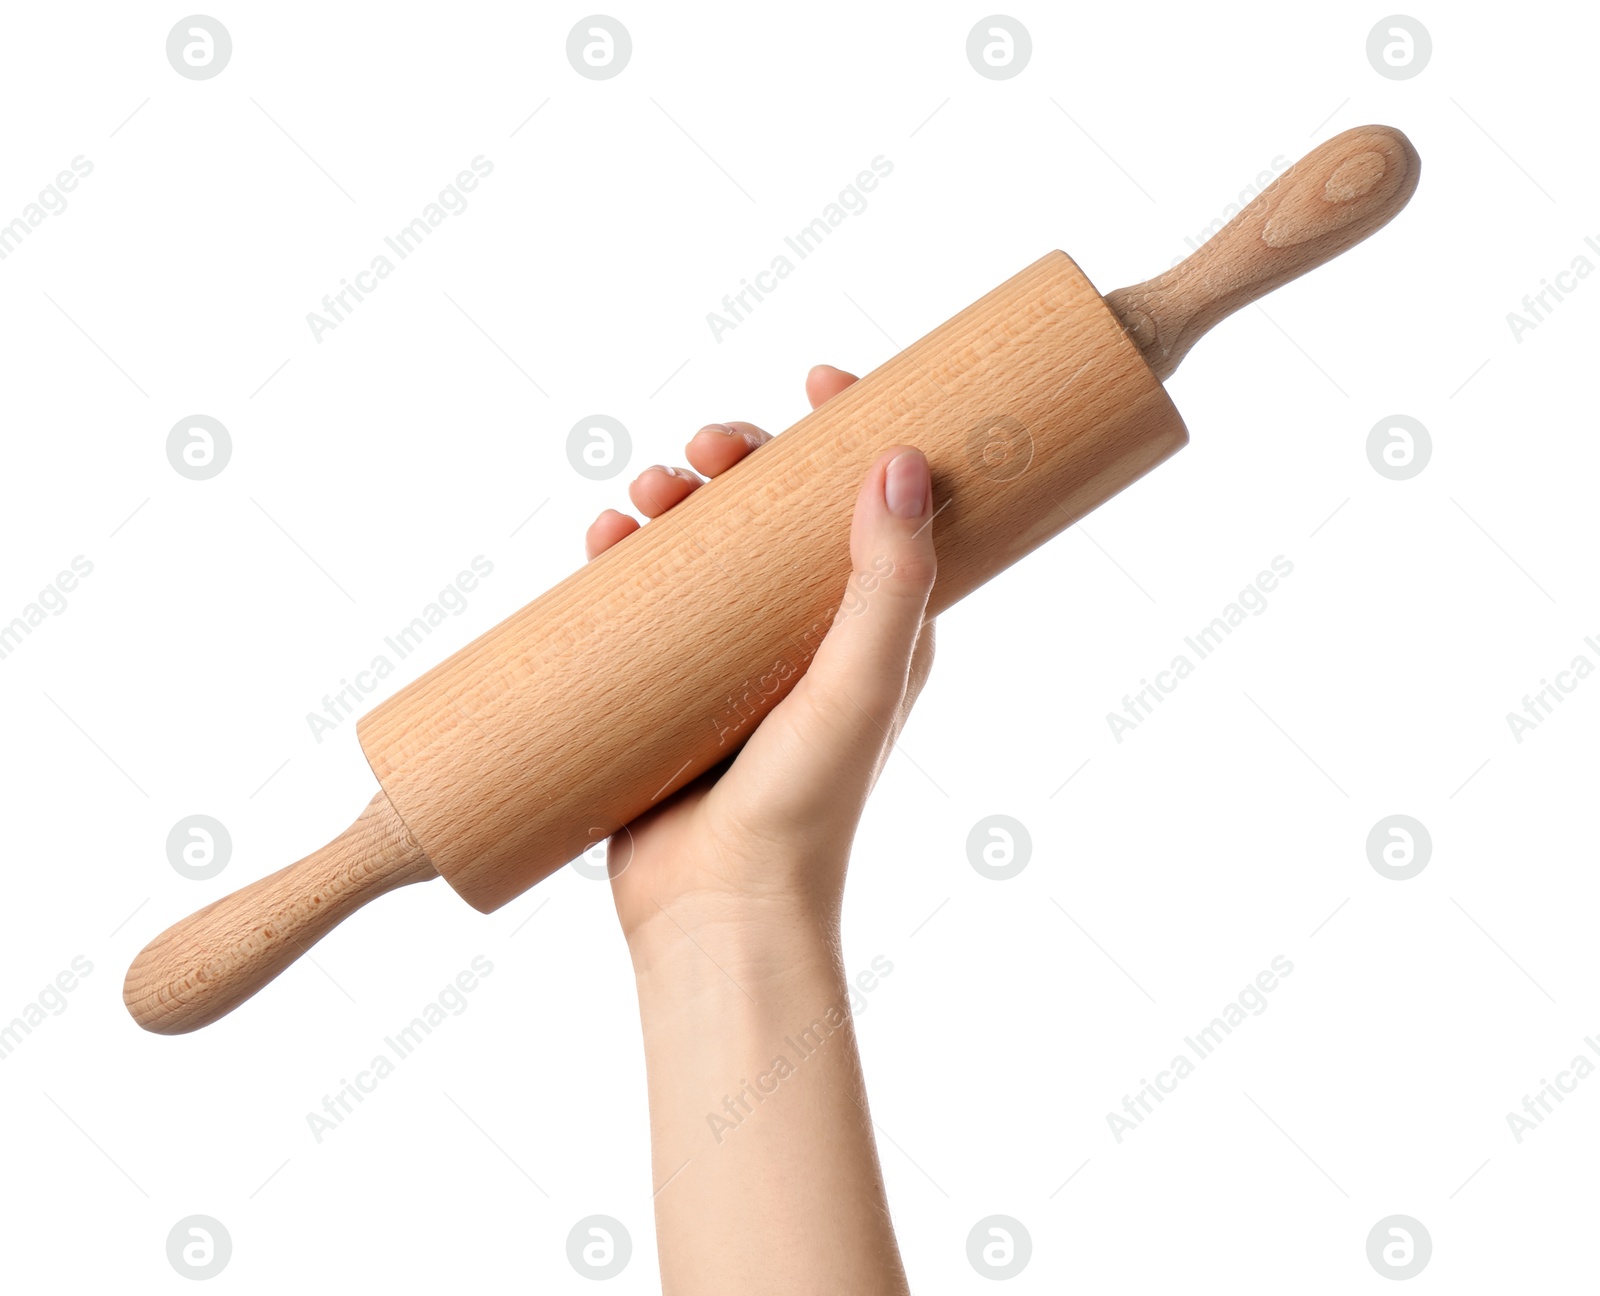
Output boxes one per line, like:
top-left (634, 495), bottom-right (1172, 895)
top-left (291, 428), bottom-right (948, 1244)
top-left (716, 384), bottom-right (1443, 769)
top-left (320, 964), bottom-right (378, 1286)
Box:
top-left (585, 363), bottom-right (929, 1295)
top-left (585, 364), bottom-right (938, 961)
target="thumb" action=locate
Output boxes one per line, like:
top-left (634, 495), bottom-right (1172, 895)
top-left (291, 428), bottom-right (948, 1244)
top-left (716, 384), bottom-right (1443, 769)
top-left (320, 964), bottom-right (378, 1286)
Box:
top-left (796, 446), bottom-right (937, 749)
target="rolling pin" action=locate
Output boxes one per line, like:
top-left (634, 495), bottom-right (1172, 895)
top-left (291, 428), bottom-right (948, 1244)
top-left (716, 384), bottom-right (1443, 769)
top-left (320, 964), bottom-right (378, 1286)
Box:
top-left (125, 125), bottom-right (1419, 1034)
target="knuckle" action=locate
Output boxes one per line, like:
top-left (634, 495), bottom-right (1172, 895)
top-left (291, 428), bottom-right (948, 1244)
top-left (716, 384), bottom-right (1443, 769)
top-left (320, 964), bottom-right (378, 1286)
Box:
top-left (883, 547), bottom-right (937, 589)
top-left (842, 548), bottom-right (936, 613)
top-left (795, 649), bottom-right (908, 738)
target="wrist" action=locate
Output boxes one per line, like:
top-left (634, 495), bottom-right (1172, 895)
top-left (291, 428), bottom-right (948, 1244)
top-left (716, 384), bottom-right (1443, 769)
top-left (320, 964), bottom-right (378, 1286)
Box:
top-left (628, 890), bottom-right (841, 995)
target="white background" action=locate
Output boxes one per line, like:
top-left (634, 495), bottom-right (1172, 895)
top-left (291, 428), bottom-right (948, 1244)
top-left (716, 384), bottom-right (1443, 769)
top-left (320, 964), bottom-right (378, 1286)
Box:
top-left (1, 2), bottom-right (1594, 1290)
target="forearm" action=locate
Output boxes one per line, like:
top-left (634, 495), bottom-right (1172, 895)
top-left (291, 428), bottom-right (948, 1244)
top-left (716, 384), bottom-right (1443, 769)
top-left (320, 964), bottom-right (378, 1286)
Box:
top-left (630, 902), bottom-right (909, 1295)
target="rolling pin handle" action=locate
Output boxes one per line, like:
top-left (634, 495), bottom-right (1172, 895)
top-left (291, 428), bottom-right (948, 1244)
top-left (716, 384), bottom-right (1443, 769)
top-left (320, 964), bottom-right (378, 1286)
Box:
top-left (1104, 124), bottom-right (1420, 380)
top-left (123, 789), bottom-right (437, 1034)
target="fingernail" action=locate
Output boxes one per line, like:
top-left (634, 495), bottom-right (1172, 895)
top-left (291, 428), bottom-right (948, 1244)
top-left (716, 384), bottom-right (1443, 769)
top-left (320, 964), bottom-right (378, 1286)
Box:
top-left (645, 464), bottom-right (678, 478)
top-left (708, 423), bottom-right (763, 450)
top-left (884, 451), bottom-right (929, 519)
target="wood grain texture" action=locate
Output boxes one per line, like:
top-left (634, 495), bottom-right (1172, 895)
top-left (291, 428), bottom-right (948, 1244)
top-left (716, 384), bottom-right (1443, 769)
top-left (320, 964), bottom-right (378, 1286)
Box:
top-left (359, 250), bottom-right (1187, 912)
top-left (1104, 124), bottom-right (1420, 380)
top-left (123, 791), bottom-right (436, 1034)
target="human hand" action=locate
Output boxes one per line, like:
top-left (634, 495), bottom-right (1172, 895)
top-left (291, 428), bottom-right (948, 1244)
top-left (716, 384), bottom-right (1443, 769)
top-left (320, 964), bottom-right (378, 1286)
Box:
top-left (583, 364), bottom-right (938, 962)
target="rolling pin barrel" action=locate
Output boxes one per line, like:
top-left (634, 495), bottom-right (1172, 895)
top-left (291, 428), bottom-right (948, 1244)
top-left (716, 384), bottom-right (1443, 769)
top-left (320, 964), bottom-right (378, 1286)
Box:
top-left (358, 249), bottom-right (1187, 913)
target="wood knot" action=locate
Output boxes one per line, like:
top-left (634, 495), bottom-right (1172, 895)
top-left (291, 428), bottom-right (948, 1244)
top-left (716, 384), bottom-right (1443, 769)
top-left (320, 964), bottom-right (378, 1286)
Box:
top-left (1324, 151), bottom-right (1386, 203)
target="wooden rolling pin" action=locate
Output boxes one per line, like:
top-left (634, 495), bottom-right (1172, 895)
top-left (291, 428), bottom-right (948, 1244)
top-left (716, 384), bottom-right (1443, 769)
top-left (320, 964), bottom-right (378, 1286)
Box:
top-left (125, 125), bottom-right (1419, 1034)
